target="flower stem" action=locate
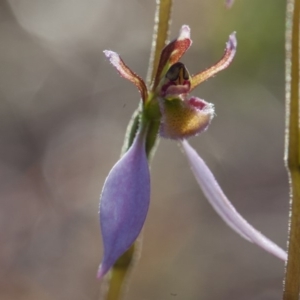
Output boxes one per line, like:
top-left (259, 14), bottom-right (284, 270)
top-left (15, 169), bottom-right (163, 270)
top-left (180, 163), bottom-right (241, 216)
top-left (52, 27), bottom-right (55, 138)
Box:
top-left (103, 1), bottom-right (173, 299)
top-left (146, 0), bottom-right (173, 88)
top-left (283, 0), bottom-right (300, 299)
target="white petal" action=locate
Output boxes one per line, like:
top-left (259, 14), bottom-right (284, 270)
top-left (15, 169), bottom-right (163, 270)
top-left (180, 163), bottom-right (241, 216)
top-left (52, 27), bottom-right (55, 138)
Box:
top-left (178, 25), bottom-right (191, 41)
top-left (180, 140), bottom-right (287, 261)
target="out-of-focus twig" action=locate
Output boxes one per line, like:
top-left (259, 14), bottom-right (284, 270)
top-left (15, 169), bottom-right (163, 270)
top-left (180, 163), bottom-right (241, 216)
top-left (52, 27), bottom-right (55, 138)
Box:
top-left (283, 0), bottom-right (300, 299)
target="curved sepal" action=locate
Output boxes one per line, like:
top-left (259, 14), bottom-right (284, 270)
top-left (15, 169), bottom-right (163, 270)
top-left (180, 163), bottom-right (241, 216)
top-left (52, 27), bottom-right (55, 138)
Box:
top-left (153, 25), bottom-right (192, 90)
top-left (97, 130), bottom-right (150, 279)
top-left (180, 140), bottom-right (287, 261)
top-left (190, 32), bottom-right (237, 91)
top-left (104, 50), bottom-right (148, 102)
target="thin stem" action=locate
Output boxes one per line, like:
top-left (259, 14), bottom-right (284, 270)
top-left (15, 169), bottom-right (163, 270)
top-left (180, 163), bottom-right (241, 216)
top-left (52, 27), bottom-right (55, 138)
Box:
top-left (146, 0), bottom-right (173, 88)
top-left (105, 245), bottom-right (135, 300)
top-left (103, 1), bottom-right (173, 299)
top-left (283, 0), bottom-right (300, 299)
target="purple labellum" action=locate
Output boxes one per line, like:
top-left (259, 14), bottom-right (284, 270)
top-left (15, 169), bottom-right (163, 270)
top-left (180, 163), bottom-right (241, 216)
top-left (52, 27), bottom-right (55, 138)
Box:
top-left (97, 130), bottom-right (150, 279)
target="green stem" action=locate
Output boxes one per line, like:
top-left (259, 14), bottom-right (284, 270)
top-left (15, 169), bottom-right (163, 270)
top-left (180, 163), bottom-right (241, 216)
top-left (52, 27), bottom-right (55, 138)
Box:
top-left (283, 0), bottom-right (300, 299)
top-left (103, 1), bottom-right (173, 299)
top-left (146, 0), bottom-right (173, 88)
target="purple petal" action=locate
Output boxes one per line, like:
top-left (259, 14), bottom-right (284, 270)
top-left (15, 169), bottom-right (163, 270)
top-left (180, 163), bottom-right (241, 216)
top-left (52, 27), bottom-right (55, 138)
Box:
top-left (180, 140), bottom-right (287, 261)
top-left (97, 130), bottom-right (150, 279)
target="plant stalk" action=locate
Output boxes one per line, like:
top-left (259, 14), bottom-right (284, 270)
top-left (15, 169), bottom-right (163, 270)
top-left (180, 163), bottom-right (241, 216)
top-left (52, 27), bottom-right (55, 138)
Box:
top-left (283, 0), bottom-right (300, 299)
top-left (103, 1), bottom-right (173, 299)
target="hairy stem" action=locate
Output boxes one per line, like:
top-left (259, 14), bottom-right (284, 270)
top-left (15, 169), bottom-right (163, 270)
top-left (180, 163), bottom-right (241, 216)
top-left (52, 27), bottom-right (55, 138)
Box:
top-left (283, 0), bottom-right (300, 299)
top-left (146, 0), bottom-right (173, 88)
top-left (103, 1), bottom-right (173, 299)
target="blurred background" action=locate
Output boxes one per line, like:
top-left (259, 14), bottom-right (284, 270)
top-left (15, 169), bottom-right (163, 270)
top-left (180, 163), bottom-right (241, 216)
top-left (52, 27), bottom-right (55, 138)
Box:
top-left (0, 0), bottom-right (287, 299)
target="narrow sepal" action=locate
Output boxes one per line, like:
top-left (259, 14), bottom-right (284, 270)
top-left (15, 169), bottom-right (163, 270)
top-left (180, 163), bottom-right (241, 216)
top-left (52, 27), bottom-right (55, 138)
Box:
top-left (97, 130), bottom-right (151, 279)
top-left (153, 25), bottom-right (192, 90)
top-left (180, 140), bottom-right (287, 261)
top-left (190, 32), bottom-right (237, 91)
top-left (104, 50), bottom-right (148, 102)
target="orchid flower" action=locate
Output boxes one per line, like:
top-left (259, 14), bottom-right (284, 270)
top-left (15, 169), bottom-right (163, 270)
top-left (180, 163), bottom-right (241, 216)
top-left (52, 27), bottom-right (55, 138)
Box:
top-left (97, 25), bottom-right (287, 279)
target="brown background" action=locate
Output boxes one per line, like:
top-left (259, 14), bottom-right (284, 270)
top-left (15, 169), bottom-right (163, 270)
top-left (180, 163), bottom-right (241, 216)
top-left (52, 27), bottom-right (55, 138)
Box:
top-left (0, 0), bottom-right (287, 299)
